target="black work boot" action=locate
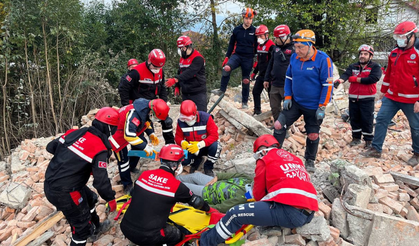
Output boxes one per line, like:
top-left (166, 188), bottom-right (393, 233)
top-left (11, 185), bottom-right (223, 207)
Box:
top-left (362, 147), bottom-right (381, 158)
top-left (88, 219), bottom-right (112, 242)
top-left (407, 153), bottom-right (419, 167)
top-left (305, 159), bottom-right (316, 172)
top-left (204, 169), bottom-right (215, 177)
top-left (364, 141), bottom-right (372, 149)
top-left (349, 138), bottom-right (361, 147)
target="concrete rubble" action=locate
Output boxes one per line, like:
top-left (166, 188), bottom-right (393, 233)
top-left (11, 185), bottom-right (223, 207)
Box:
top-left (1, 76), bottom-right (419, 245)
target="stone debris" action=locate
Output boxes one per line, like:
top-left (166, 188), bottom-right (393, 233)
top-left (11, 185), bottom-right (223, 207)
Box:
top-left (1, 77), bottom-right (419, 245)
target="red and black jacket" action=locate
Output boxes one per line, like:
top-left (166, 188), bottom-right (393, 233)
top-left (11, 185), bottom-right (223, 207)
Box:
top-left (45, 127), bottom-right (115, 202)
top-left (253, 39), bottom-right (275, 77)
top-left (175, 49), bottom-right (206, 95)
top-left (340, 60), bottom-right (382, 100)
top-left (118, 61), bottom-right (168, 106)
top-left (175, 111), bottom-right (218, 147)
top-left (264, 43), bottom-right (294, 88)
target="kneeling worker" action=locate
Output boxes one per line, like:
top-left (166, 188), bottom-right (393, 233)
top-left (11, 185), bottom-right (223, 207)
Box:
top-left (120, 144), bottom-right (211, 246)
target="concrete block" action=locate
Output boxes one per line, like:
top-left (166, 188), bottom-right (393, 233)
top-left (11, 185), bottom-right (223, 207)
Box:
top-left (0, 182), bottom-right (32, 209)
top-left (296, 216), bottom-right (330, 242)
top-left (331, 198), bottom-right (349, 238)
top-left (367, 212), bottom-right (419, 246)
top-left (346, 213), bottom-right (372, 246)
top-left (344, 184), bottom-right (372, 209)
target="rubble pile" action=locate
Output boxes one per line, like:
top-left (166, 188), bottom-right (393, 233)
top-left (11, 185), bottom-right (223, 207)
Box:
top-left (1, 82), bottom-right (419, 245)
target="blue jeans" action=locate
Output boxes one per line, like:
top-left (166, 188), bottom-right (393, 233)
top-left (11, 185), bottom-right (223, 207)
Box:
top-left (220, 54), bottom-right (253, 104)
top-left (373, 97), bottom-right (419, 153)
top-left (199, 202), bottom-right (314, 246)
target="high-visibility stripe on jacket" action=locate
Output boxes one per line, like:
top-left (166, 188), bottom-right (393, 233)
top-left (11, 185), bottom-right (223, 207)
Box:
top-left (175, 111), bottom-right (219, 147)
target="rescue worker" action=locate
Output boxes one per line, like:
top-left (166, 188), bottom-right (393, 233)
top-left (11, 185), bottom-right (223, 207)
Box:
top-left (264, 25), bottom-right (294, 122)
top-left (177, 172), bottom-right (253, 213)
top-left (273, 29), bottom-right (333, 172)
top-left (251, 24), bottom-right (275, 115)
top-left (363, 21), bottom-right (419, 166)
top-left (44, 107), bottom-right (118, 246)
top-left (334, 44), bottom-right (382, 148)
top-left (118, 49), bottom-right (174, 144)
top-left (109, 98), bottom-right (170, 193)
top-left (127, 58), bottom-right (139, 71)
top-left (199, 135), bottom-right (318, 246)
top-left (212, 8), bottom-right (257, 109)
top-left (120, 144), bottom-right (212, 246)
top-left (165, 36), bottom-right (207, 112)
top-left (175, 100), bottom-right (220, 177)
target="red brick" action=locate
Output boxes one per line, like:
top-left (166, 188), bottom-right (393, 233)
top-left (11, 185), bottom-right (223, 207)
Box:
top-left (330, 226), bottom-right (340, 242)
top-left (373, 173), bottom-right (395, 184)
top-left (16, 221), bottom-right (36, 228)
top-left (406, 205), bottom-right (419, 222)
top-left (379, 197), bottom-right (403, 214)
top-left (22, 206), bottom-right (38, 222)
top-left (411, 198), bottom-right (419, 210)
top-left (284, 234), bottom-right (306, 246)
top-left (380, 184), bottom-right (399, 192)
top-left (367, 203), bottom-right (384, 213)
top-left (319, 201), bottom-right (332, 220)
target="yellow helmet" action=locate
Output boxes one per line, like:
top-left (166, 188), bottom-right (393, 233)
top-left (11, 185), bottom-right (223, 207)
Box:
top-left (292, 29), bottom-right (316, 44)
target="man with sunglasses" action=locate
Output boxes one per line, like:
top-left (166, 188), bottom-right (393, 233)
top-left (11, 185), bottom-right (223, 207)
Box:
top-left (273, 29), bottom-right (333, 172)
top-left (264, 25), bottom-right (294, 122)
top-left (165, 36), bottom-right (207, 112)
top-left (363, 21), bottom-right (419, 167)
top-left (212, 8), bottom-right (257, 109)
top-left (175, 100), bottom-right (220, 177)
top-left (334, 45), bottom-right (382, 149)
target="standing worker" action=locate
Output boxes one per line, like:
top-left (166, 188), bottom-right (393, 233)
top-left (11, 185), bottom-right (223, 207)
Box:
top-left (199, 135), bottom-right (318, 246)
top-left (44, 107), bottom-right (118, 246)
top-left (212, 8), bottom-right (257, 109)
top-left (363, 21), bottom-right (419, 167)
top-left (251, 24), bottom-right (275, 115)
top-left (334, 44), bottom-right (382, 148)
top-left (165, 36), bottom-right (208, 112)
top-left (120, 144), bottom-right (212, 246)
top-left (264, 24), bottom-right (294, 122)
top-left (175, 100), bottom-right (220, 177)
top-left (273, 29), bottom-right (334, 172)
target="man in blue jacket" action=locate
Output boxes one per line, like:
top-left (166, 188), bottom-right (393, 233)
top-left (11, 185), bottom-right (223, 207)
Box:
top-left (213, 8), bottom-right (257, 109)
top-left (273, 29), bottom-right (334, 172)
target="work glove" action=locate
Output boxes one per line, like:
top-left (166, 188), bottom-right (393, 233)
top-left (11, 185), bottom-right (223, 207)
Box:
top-left (316, 107), bottom-right (326, 120)
top-left (348, 76), bottom-right (358, 83)
top-left (222, 57), bottom-right (229, 67)
top-left (251, 73), bottom-right (256, 80)
top-left (144, 145), bottom-right (157, 157)
top-left (181, 140), bottom-right (190, 150)
top-left (108, 199), bottom-right (117, 212)
top-left (333, 79), bottom-right (341, 89)
top-left (187, 141), bottom-right (205, 155)
top-left (149, 133), bottom-right (159, 146)
top-left (174, 87), bottom-right (180, 97)
top-left (165, 78), bottom-right (177, 87)
top-left (283, 99), bottom-right (292, 110)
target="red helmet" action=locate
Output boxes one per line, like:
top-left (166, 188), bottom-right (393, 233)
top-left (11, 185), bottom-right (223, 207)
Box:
top-left (95, 107), bottom-right (119, 126)
top-left (159, 144), bottom-right (185, 162)
top-left (253, 134), bottom-right (279, 153)
top-left (358, 44), bottom-right (374, 56)
top-left (242, 8), bottom-right (256, 19)
top-left (127, 59), bottom-right (139, 68)
top-left (177, 36), bottom-right (192, 48)
top-left (148, 49), bottom-right (166, 67)
top-left (149, 99), bottom-right (169, 120)
top-left (179, 100), bottom-right (197, 122)
top-left (394, 21), bottom-right (418, 35)
top-left (274, 25), bottom-right (291, 38)
top-left (255, 25), bottom-right (269, 36)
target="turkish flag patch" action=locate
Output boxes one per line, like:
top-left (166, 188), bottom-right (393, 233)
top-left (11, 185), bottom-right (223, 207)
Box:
top-left (132, 117), bottom-right (140, 126)
top-left (285, 49), bottom-right (292, 55)
top-left (126, 75), bottom-right (132, 82)
top-left (98, 161), bottom-right (107, 168)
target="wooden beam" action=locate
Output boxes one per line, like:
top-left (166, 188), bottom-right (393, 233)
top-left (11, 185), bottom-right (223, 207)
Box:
top-left (390, 172), bottom-right (419, 187)
top-left (26, 231), bottom-right (54, 246)
top-left (219, 110), bottom-right (250, 135)
top-left (253, 111), bottom-right (272, 122)
top-left (13, 211), bottom-right (64, 246)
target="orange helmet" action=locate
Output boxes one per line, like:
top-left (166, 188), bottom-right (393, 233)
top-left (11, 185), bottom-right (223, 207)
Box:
top-left (127, 59), bottom-right (139, 68)
top-left (177, 36), bottom-right (192, 48)
top-left (179, 100), bottom-right (197, 122)
top-left (149, 99), bottom-right (169, 120)
top-left (148, 49), bottom-right (166, 67)
top-left (95, 107), bottom-right (119, 126)
top-left (253, 134), bottom-right (279, 153)
top-left (292, 29), bottom-right (316, 44)
top-left (159, 144), bottom-right (185, 162)
top-left (255, 25), bottom-right (269, 36)
top-left (242, 8), bottom-right (256, 19)
top-left (274, 25), bottom-right (291, 38)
